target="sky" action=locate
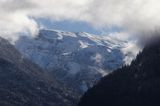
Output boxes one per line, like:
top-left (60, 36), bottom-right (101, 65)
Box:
top-left (36, 18), bottom-right (124, 35)
top-left (0, 0), bottom-right (160, 43)
top-left (36, 18), bottom-right (104, 35)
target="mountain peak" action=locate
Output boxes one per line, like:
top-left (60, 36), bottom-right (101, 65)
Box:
top-left (15, 29), bottom-right (138, 94)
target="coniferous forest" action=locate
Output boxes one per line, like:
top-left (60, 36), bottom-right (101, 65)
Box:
top-left (79, 39), bottom-right (160, 106)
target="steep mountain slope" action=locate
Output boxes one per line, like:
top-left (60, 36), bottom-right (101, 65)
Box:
top-left (15, 29), bottom-right (137, 93)
top-left (0, 37), bottom-right (78, 106)
top-left (78, 38), bottom-right (160, 106)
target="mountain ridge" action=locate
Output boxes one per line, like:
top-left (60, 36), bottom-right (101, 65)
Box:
top-left (0, 37), bottom-right (79, 106)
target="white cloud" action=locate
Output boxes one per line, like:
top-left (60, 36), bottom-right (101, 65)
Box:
top-left (121, 41), bottom-right (141, 64)
top-left (0, 0), bottom-right (160, 43)
top-left (0, 0), bottom-right (38, 43)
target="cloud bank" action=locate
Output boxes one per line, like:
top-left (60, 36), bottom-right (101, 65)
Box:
top-left (0, 0), bottom-right (160, 43)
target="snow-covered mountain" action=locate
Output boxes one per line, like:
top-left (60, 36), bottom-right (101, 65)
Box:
top-left (15, 29), bottom-right (138, 93)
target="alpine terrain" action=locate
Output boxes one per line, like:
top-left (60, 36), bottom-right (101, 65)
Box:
top-left (15, 29), bottom-right (138, 94)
